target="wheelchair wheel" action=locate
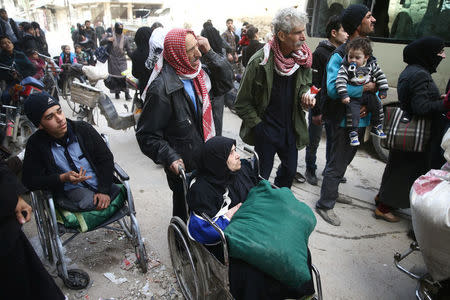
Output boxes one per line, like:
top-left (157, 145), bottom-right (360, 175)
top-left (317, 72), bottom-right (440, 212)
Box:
top-left (119, 214), bottom-right (148, 273)
top-left (61, 269), bottom-right (90, 290)
top-left (131, 215), bottom-right (148, 273)
top-left (31, 192), bottom-right (53, 263)
top-left (168, 217), bottom-right (206, 300)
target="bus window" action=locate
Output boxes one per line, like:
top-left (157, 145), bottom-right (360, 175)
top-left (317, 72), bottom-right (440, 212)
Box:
top-left (307, 0), bottom-right (450, 43)
top-left (379, 0), bottom-right (450, 42)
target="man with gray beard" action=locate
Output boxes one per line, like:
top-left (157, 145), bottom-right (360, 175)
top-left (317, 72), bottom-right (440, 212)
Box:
top-left (235, 7), bottom-right (316, 188)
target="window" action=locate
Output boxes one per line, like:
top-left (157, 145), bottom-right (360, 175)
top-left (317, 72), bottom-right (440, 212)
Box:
top-left (307, 0), bottom-right (450, 43)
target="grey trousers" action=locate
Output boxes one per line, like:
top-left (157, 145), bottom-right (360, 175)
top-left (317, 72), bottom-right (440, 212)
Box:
top-left (316, 123), bottom-right (362, 209)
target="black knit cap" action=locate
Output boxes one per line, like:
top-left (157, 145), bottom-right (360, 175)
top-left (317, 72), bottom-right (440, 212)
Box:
top-left (24, 92), bottom-right (60, 127)
top-left (341, 4), bottom-right (369, 36)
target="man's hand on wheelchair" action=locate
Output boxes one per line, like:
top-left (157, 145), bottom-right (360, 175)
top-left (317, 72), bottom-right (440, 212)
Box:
top-left (170, 159), bottom-right (185, 175)
top-left (15, 196), bottom-right (32, 224)
top-left (60, 167), bottom-right (92, 184)
top-left (94, 193), bottom-right (111, 210)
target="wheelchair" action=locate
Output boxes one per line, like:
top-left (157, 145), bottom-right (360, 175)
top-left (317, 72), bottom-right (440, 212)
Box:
top-left (30, 134), bottom-right (148, 290)
top-left (168, 147), bottom-right (323, 300)
top-left (395, 242), bottom-right (450, 300)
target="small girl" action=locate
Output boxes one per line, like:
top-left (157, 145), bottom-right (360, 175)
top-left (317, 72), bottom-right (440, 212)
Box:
top-left (74, 44), bottom-right (89, 65)
top-left (59, 45), bottom-right (77, 66)
top-left (26, 49), bottom-right (45, 80)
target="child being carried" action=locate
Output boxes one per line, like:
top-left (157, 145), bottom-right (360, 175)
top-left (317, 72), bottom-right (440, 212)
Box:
top-left (336, 37), bottom-right (388, 146)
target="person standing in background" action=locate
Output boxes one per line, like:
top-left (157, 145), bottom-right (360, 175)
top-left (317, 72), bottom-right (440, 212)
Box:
top-left (101, 22), bottom-right (132, 100)
top-left (303, 15), bottom-right (348, 186)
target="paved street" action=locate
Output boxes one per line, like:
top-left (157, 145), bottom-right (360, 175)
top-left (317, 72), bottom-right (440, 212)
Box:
top-left (20, 33), bottom-right (423, 298)
top-left (23, 83), bottom-right (424, 299)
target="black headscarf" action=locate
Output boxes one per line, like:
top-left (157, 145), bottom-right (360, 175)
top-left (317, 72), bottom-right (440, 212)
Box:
top-left (187, 137), bottom-right (258, 218)
top-left (114, 22), bottom-right (123, 35)
top-left (403, 36), bottom-right (445, 74)
top-left (201, 25), bottom-right (225, 55)
top-left (134, 26), bottom-right (152, 54)
top-left (198, 136), bottom-right (236, 187)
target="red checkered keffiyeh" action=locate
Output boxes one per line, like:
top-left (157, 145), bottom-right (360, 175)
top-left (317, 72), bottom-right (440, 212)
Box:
top-left (260, 37), bottom-right (312, 76)
top-left (163, 28), bottom-right (215, 141)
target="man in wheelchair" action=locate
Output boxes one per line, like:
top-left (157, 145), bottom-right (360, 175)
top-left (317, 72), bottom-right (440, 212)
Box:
top-left (22, 92), bottom-right (121, 226)
top-left (187, 136), bottom-right (315, 299)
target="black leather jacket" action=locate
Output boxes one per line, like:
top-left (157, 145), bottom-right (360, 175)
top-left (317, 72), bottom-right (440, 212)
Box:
top-left (136, 50), bottom-right (233, 172)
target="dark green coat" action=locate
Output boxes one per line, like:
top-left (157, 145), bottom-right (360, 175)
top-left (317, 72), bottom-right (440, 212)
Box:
top-left (235, 48), bottom-right (312, 149)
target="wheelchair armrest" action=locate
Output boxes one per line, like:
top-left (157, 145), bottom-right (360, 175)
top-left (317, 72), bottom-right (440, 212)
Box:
top-left (201, 212), bottom-right (229, 267)
top-left (114, 162), bottom-right (130, 181)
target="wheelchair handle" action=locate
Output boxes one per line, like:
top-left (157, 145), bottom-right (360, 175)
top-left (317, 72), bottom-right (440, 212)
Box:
top-left (243, 146), bottom-right (255, 155)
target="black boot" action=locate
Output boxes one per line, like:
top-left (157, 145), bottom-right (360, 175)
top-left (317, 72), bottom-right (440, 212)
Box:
top-left (125, 91), bottom-right (132, 101)
top-left (115, 92), bottom-right (120, 99)
top-left (305, 169), bottom-right (318, 186)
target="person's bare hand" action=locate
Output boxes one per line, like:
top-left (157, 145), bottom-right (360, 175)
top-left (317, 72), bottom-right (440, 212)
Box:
top-left (94, 193), bottom-right (111, 210)
top-left (342, 97), bottom-right (350, 104)
top-left (360, 105), bottom-right (368, 118)
top-left (196, 36), bottom-right (211, 54)
top-left (379, 94), bottom-right (387, 99)
top-left (108, 37), bottom-right (114, 42)
top-left (301, 93), bottom-right (316, 109)
top-left (363, 82), bottom-right (377, 93)
top-left (312, 114), bottom-right (322, 126)
top-left (169, 159), bottom-right (185, 175)
top-left (225, 203), bottom-right (242, 219)
top-left (12, 71), bottom-right (19, 80)
top-left (15, 196), bottom-right (32, 224)
top-left (60, 167), bottom-right (92, 184)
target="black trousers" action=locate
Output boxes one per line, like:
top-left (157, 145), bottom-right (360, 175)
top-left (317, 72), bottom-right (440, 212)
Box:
top-left (229, 250), bottom-right (315, 300)
top-left (166, 170), bottom-right (188, 222)
top-left (254, 124), bottom-right (298, 188)
top-left (317, 124), bottom-right (363, 209)
top-left (346, 93), bottom-right (382, 130)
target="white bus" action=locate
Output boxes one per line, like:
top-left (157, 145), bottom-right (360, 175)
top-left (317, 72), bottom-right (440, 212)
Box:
top-left (305, 0), bottom-right (450, 161)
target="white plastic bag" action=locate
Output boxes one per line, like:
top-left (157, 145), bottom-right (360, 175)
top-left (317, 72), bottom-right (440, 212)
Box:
top-left (410, 169), bottom-right (450, 281)
top-left (82, 65), bottom-right (108, 83)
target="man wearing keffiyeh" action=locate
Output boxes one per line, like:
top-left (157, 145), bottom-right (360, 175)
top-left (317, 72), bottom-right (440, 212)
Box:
top-left (136, 28), bottom-right (233, 221)
top-left (235, 7), bottom-right (315, 189)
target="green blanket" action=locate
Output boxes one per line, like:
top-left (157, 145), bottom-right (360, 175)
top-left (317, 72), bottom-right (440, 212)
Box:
top-left (56, 185), bottom-right (126, 232)
top-left (224, 180), bottom-right (316, 287)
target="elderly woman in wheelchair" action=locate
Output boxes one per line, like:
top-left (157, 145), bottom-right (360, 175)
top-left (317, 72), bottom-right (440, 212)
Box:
top-left (21, 92), bottom-right (147, 289)
top-left (182, 136), bottom-right (320, 300)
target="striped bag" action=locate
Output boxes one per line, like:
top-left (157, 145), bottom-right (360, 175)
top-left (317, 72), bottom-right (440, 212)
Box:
top-left (381, 106), bottom-right (431, 152)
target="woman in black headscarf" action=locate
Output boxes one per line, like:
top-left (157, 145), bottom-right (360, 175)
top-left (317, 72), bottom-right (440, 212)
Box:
top-left (201, 22), bottom-right (231, 56)
top-left (130, 26), bottom-right (153, 94)
top-left (375, 37), bottom-right (449, 222)
top-left (187, 136), bottom-right (315, 300)
top-left (101, 22), bottom-right (132, 100)
top-left (187, 136), bottom-right (256, 245)
top-left (200, 23), bottom-right (232, 136)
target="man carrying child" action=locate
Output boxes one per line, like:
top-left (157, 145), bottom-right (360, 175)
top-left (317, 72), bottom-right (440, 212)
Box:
top-left (335, 37), bottom-right (388, 146)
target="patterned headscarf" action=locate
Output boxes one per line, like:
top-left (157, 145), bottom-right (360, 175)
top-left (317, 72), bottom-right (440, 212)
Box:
top-left (163, 28), bottom-right (215, 141)
top-left (260, 36), bottom-right (312, 76)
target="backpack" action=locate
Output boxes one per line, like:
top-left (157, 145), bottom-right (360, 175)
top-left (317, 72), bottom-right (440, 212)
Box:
top-left (94, 45), bottom-right (110, 63)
